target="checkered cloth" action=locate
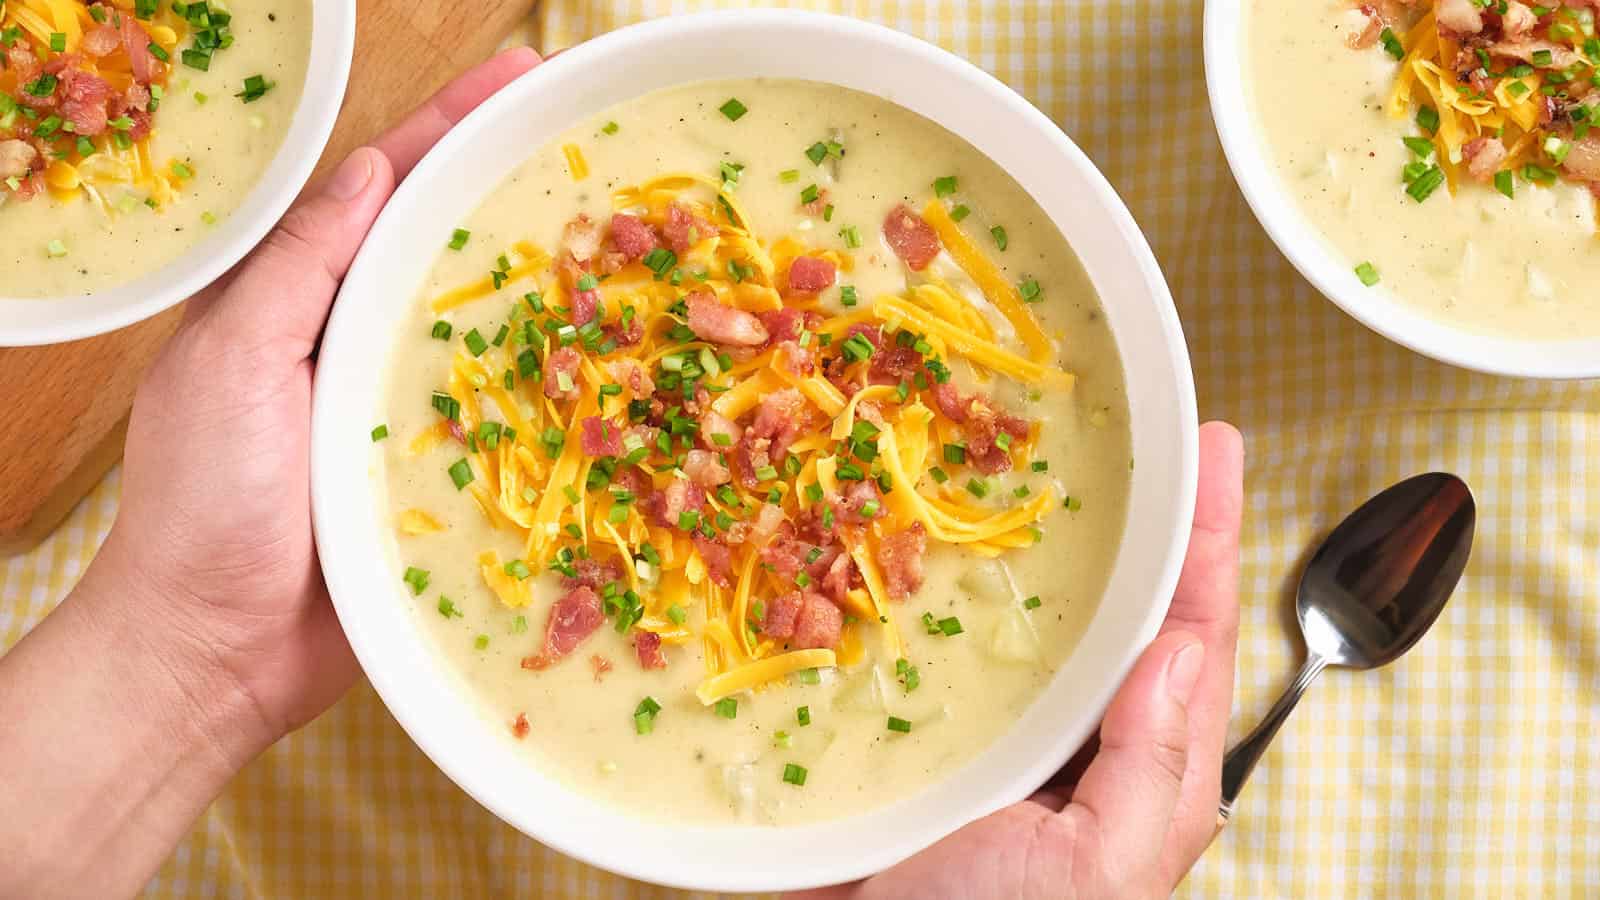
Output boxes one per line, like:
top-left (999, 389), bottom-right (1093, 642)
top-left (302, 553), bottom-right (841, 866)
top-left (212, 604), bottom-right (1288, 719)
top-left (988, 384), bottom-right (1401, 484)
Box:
top-left (4, 1), bottom-right (1598, 896)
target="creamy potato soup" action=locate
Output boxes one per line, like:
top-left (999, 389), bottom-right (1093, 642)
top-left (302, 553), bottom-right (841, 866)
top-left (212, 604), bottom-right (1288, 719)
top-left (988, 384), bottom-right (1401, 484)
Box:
top-left (1, 0), bottom-right (311, 298)
top-left (378, 80), bottom-right (1132, 825)
top-left (1250, 0), bottom-right (1600, 339)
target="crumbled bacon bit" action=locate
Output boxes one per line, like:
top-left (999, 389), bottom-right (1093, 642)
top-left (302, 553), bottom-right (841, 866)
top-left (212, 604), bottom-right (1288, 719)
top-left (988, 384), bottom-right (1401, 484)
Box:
top-left (698, 410), bottom-right (743, 450)
top-left (579, 416), bottom-right (625, 457)
top-left (792, 593), bottom-right (844, 649)
top-left (749, 503), bottom-right (787, 546)
top-left (511, 713), bottom-right (531, 738)
top-left (683, 449), bottom-right (733, 487)
top-left (609, 213), bottom-right (658, 262)
top-left (748, 388), bottom-right (807, 460)
top-left (119, 16), bottom-right (161, 85)
top-left (543, 347), bottom-right (582, 400)
top-left (820, 552), bottom-right (856, 604)
top-left (562, 557), bottom-right (624, 591)
top-left (1462, 137), bottom-right (1508, 182)
top-left (663, 202), bottom-right (712, 253)
top-left (686, 290), bottom-right (769, 346)
top-left (570, 287), bottom-right (599, 326)
top-left (606, 359), bottom-right (655, 397)
top-left (648, 478), bottom-right (707, 528)
top-left (877, 522), bottom-right (927, 601)
top-left (563, 213), bottom-right (604, 262)
top-left (590, 655), bottom-right (613, 682)
top-left (786, 256), bottom-right (837, 294)
top-left (634, 631), bottom-right (668, 669)
top-left (521, 586), bottom-right (605, 670)
top-left (761, 591), bottom-right (804, 638)
top-left (869, 346), bottom-right (925, 385)
top-left (692, 535), bottom-right (735, 587)
top-left (883, 204), bottom-right (941, 271)
top-left (0, 141), bottom-right (38, 181)
top-left (801, 185), bottom-right (830, 216)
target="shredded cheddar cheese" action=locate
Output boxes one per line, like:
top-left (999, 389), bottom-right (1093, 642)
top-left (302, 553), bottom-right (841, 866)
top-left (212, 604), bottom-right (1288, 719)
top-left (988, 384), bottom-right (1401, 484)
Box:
top-left (403, 171), bottom-right (1077, 700)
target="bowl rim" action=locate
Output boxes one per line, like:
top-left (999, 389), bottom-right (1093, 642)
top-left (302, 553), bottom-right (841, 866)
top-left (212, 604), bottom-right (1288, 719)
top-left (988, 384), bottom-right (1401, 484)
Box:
top-left (312, 9), bottom-right (1198, 892)
top-left (0, 0), bottom-right (356, 346)
top-left (1203, 0), bottom-right (1600, 380)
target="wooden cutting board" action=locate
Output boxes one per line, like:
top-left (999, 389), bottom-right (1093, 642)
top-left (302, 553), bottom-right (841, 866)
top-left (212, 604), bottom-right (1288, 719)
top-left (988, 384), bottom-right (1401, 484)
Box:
top-left (0, 0), bottom-right (537, 555)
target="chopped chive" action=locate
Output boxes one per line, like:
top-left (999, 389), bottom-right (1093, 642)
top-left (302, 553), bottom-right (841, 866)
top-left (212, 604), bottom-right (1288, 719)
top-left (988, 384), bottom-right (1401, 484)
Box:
top-left (1379, 27), bottom-right (1404, 60)
top-left (448, 228), bottom-right (471, 250)
top-left (1018, 279), bottom-right (1042, 302)
top-left (797, 705), bottom-right (812, 725)
top-left (929, 466), bottom-right (950, 484)
top-left (1404, 165), bottom-right (1445, 202)
top-left (714, 697), bottom-right (739, 719)
top-left (1402, 136), bottom-right (1435, 159)
top-left (370, 424), bottom-right (389, 442)
top-left (463, 328), bottom-right (489, 356)
top-left (402, 566), bottom-right (430, 595)
top-left (990, 225), bottom-right (1008, 250)
top-left (1354, 261), bottom-right (1380, 287)
top-left (447, 458), bottom-right (473, 489)
top-left (782, 763), bottom-right (808, 786)
top-left (1494, 169), bottom-right (1515, 199)
top-left (839, 225), bottom-right (862, 249)
top-left (1024, 595), bottom-right (1042, 610)
top-left (474, 634), bottom-right (490, 650)
top-left (797, 668), bottom-right (821, 686)
top-left (886, 716), bottom-right (912, 734)
top-left (1415, 105), bottom-right (1440, 134)
top-left (841, 285), bottom-right (859, 307)
top-left (950, 204), bottom-right (971, 221)
top-left (718, 98), bottom-right (748, 121)
top-left (49, 32), bottom-right (66, 52)
top-left (667, 604), bottom-right (687, 624)
top-left (779, 168), bottom-right (800, 183)
top-left (437, 596), bottom-right (463, 618)
top-left (1031, 460), bottom-right (1049, 473)
top-left (601, 121), bottom-right (619, 135)
top-left (936, 616), bottom-right (964, 636)
top-left (933, 175), bottom-right (958, 197)
top-left (236, 74), bottom-right (274, 103)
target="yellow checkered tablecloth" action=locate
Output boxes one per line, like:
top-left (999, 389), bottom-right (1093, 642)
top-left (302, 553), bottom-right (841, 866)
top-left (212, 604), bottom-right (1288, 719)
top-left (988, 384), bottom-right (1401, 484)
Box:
top-left (4, 1), bottom-right (1599, 896)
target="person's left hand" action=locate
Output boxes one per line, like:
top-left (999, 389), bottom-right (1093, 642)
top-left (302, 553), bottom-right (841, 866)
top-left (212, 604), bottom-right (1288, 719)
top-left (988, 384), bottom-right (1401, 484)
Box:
top-left (794, 421), bottom-right (1244, 900)
top-left (101, 46), bottom-right (544, 745)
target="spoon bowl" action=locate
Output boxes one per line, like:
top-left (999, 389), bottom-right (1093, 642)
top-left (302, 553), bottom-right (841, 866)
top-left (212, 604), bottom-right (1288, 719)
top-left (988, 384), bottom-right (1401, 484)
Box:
top-left (1220, 473), bottom-right (1475, 819)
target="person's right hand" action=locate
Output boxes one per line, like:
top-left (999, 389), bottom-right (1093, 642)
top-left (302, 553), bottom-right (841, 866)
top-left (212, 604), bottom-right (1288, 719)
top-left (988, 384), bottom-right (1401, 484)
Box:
top-left (795, 421), bottom-right (1244, 900)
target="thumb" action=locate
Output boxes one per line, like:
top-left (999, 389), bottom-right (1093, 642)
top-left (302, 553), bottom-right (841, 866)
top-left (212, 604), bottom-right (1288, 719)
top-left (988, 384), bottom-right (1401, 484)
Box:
top-left (199, 146), bottom-right (398, 356)
top-left (1061, 630), bottom-right (1204, 884)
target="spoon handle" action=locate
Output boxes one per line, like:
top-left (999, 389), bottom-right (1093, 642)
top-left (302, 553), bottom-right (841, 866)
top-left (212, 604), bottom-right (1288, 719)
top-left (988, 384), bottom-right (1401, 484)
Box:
top-left (1218, 654), bottom-right (1329, 821)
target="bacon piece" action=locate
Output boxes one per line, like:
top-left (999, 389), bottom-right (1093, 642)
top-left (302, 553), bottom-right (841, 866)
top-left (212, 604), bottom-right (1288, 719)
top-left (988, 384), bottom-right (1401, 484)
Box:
top-left (109, 85), bottom-right (152, 141)
top-left (748, 387), bottom-right (806, 460)
top-left (561, 557), bottom-right (624, 591)
top-left (786, 256), bottom-right (837, 294)
top-left (120, 15), bottom-right (160, 84)
top-left (877, 522), bottom-right (927, 601)
top-left (801, 186), bottom-right (830, 216)
top-left (634, 632), bottom-right (668, 670)
top-left (1463, 137), bottom-right (1508, 182)
top-left (543, 347), bottom-right (582, 400)
top-left (931, 381), bottom-right (970, 423)
top-left (511, 713), bottom-right (531, 738)
top-left (965, 399), bottom-right (1031, 475)
top-left (698, 409), bottom-right (743, 450)
top-left (843, 322), bottom-right (884, 352)
top-left (1501, 0), bottom-right (1538, 36)
top-left (792, 593), bottom-right (844, 649)
top-left (609, 213), bottom-right (657, 262)
top-left (0, 140), bottom-right (38, 180)
top-left (570, 287), bottom-right (599, 326)
top-left (1436, 0), bottom-right (1484, 33)
top-left (445, 419), bottom-right (467, 445)
top-left (1563, 136), bottom-right (1600, 182)
top-left (579, 416), bottom-right (625, 457)
top-left (776, 340), bottom-right (816, 377)
top-left (590, 654), bottom-right (613, 682)
top-left (869, 346), bottom-right (925, 385)
top-left (663, 202), bottom-right (713, 253)
top-left (1493, 38), bottom-right (1579, 68)
top-left (521, 586), bottom-right (605, 669)
top-left (683, 449), bottom-right (732, 487)
top-left (692, 535), bottom-right (735, 587)
top-left (648, 478), bottom-right (707, 528)
top-left (82, 22), bottom-right (121, 58)
top-left (7, 44), bottom-right (41, 86)
top-left (686, 290), bottom-right (769, 346)
top-left (606, 359), bottom-right (655, 397)
top-left (749, 503), bottom-right (787, 546)
top-left (760, 533), bottom-right (841, 584)
top-left (602, 316), bottom-right (645, 348)
top-left (1346, 5), bottom-right (1384, 48)
top-left (563, 213), bottom-right (604, 262)
top-left (820, 552), bottom-right (856, 604)
top-left (883, 204), bottom-right (940, 271)
top-left (761, 591), bottom-right (804, 638)
top-left (839, 480), bottom-right (883, 524)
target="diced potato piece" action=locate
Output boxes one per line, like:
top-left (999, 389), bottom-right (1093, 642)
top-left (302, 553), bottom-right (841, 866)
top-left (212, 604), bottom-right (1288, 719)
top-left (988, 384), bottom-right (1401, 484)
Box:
top-left (988, 607), bottom-right (1042, 665)
top-left (958, 559), bottom-right (1014, 604)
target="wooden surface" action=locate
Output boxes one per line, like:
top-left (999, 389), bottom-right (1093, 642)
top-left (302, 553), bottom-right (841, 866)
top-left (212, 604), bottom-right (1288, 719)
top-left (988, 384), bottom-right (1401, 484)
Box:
top-left (0, 0), bottom-right (536, 556)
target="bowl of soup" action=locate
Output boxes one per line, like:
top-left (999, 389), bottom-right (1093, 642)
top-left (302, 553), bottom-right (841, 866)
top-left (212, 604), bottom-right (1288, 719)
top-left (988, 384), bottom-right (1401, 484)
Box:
top-left (0, 0), bottom-right (352, 345)
top-left (311, 11), bottom-right (1197, 892)
top-left (1207, 0), bottom-right (1600, 378)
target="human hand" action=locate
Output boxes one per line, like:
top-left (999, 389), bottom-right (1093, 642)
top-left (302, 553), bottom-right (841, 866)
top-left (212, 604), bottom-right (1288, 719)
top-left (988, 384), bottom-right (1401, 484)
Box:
top-left (794, 421), bottom-right (1244, 900)
top-left (99, 47), bottom-right (543, 746)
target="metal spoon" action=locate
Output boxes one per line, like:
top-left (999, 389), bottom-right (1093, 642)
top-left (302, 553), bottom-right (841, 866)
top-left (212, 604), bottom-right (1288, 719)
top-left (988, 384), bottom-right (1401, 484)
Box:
top-left (1218, 472), bottom-right (1475, 820)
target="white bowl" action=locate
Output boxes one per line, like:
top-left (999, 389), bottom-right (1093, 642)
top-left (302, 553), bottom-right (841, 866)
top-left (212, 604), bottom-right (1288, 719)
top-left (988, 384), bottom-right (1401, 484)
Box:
top-left (1205, 0), bottom-right (1600, 379)
top-left (0, 1), bottom-right (355, 347)
top-left (311, 11), bottom-right (1197, 893)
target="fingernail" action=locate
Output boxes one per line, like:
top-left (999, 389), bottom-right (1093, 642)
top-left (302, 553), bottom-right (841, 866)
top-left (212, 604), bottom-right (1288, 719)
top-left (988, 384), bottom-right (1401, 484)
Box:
top-left (1166, 641), bottom-right (1204, 705)
top-left (327, 150), bottom-right (373, 201)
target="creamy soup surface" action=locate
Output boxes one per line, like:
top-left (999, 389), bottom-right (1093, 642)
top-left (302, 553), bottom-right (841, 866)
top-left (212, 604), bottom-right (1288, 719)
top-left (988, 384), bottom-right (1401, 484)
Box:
top-left (1249, 0), bottom-right (1600, 339)
top-left (379, 79), bottom-right (1132, 826)
top-left (1, 1), bottom-right (312, 298)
